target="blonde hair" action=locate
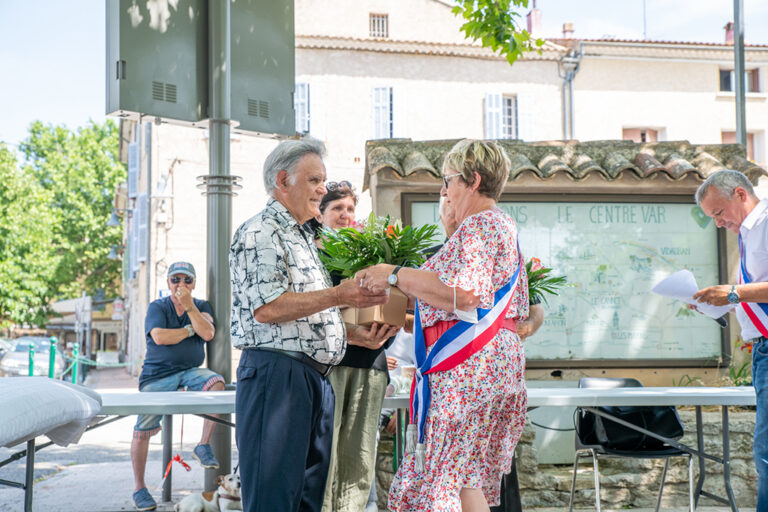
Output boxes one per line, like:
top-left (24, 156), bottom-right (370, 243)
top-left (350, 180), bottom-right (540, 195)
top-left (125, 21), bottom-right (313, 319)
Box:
top-left (442, 139), bottom-right (510, 201)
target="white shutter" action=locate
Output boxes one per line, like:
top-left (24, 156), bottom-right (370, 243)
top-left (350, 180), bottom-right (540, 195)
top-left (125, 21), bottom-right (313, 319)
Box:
top-left (130, 212), bottom-right (139, 273)
top-left (127, 142), bottom-right (139, 198)
top-left (137, 193), bottom-right (148, 263)
top-left (392, 86), bottom-right (408, 138)
top-left (516, 92), bottom-right (534, 141)
top-left (372, 86), bottom-right (393, 139)
top-left (309, 82), bottom-right (326, 141)
top-left (294, 83), bottom-right (310, 134)
top-left (484, 93), bottom-right (502, 139)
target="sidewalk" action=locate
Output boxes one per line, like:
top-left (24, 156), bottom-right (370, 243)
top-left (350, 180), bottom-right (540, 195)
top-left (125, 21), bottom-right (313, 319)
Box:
top-left (0, 368), bottom-right (757, 511)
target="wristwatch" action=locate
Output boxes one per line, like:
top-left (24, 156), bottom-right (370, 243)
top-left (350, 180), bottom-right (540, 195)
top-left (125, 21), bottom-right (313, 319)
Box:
top-left (184, 324), bottom-right (195, 338)
top-left (387, 266), bottom-right (403, 287)
top-left (727, 285), bottom-right (740, 304)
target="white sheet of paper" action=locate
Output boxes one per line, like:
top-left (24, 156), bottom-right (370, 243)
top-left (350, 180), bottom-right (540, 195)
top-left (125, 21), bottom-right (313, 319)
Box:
top-left (651, 269), bottom-right (732, 319)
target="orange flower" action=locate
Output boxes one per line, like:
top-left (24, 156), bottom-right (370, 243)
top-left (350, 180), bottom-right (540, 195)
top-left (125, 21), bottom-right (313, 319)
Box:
top-left (386, 225), bottom-right (396, 237)
top-left (529, 257), bottom-right (543, 272)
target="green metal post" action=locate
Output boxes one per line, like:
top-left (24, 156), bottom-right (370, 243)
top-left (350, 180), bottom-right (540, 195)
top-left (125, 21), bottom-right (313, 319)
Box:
top-left (48, 337), bottom-right (57, 379)
top-left (28, 345), bottom-right (34, 377)
top-left (72, 342), bottom-right (79, 384)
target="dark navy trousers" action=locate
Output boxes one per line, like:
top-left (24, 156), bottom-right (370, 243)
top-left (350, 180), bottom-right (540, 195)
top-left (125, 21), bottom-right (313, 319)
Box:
top-left (236, 349), bottom-right (335, 512)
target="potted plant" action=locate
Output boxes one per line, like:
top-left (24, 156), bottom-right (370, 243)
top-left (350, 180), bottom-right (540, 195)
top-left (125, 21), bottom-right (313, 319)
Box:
top-left (526, 257), bottom-right (567, 305)
top-left (319, 212), bottom-right (439, 327)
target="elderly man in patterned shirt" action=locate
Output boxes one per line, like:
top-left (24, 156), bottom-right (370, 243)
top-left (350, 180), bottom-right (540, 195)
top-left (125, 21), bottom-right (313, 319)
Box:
top-left (230, 137), bottom-right (398, 512)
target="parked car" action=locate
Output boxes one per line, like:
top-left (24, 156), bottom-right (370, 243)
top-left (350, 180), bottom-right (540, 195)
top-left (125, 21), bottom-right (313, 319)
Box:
top-left (0, 336), bottom-right (66, 377)
top-left (0, 338), bottom-right (12, 359)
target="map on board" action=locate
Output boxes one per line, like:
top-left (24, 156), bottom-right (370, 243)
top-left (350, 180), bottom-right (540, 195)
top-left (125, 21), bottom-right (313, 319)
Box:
top-left (410, 200), bottom-right (722, 362)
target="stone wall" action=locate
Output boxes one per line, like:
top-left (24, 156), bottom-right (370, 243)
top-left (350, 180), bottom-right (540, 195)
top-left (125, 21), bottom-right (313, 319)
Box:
top-left (375, 410), bottom-right (757, 509)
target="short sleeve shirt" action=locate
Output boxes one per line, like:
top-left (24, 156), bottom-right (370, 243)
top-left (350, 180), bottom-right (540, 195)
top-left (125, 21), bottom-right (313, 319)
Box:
top-left (229, 198), bottom-right (346, 364)
top-left (737, 199), bottom-right (768, 340)
top-left (140, 296), bottom-right (214, 387)
top-left (419, 207), bottom-right (529, 327)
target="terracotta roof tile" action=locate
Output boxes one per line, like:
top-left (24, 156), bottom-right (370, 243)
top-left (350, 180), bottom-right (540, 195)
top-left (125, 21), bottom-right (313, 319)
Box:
top-left (364, 139), bottom-right (767, 189)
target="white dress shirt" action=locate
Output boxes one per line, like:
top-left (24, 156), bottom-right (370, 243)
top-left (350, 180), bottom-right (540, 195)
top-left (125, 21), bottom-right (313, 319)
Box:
top-left (737, 198), bottom-right (768, 340)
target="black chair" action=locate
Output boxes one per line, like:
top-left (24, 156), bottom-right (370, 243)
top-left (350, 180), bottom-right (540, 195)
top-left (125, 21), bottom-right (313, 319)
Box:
top-left (568, 377), bottom-right (693, 512)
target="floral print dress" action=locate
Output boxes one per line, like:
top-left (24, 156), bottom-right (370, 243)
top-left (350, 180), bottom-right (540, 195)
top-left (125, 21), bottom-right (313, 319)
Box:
top-left (388, 207), bottom-right (529, 511)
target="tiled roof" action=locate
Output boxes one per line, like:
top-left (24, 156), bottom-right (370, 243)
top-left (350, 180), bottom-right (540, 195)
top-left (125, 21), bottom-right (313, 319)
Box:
top-left (296, 35), bottom-right (565, 60)
top-left (364, 139), bottom-right (766, 189)
top-left (556, 37), bottom-right (768, 49)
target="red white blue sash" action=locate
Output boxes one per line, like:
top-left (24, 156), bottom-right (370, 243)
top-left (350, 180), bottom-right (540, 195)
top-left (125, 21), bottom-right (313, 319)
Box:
top-left (409, 250), bottom-right (524, 446)
top-left (738, 234), bottom-right (768, 338)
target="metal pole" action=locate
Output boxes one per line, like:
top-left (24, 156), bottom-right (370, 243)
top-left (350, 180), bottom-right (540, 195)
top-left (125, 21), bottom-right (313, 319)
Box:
top-left (27, 346), bottom-right (34, 377)
top-left (48, 337), bottom-right (57, 379)
top-left (734, 0), bottom-right (747, 147)
top-left (72, 342), bottom-right (79, 384)
top-left (205, 0), bottom-right (232, 491)
top-left (162, 415), bottom-right (173, 502)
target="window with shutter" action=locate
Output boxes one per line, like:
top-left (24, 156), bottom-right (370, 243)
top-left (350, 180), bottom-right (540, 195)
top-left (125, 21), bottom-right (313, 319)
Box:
top-left (369, 14), bottom-right (388, 38)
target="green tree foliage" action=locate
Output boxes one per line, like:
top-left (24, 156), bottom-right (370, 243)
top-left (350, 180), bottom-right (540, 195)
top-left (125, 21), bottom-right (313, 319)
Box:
top-left (0, 145), bottom-right (58, 327)
top-left (452, 0), bottom-right (544, 65)
top-left (18, 120), bottom-right (126, 308)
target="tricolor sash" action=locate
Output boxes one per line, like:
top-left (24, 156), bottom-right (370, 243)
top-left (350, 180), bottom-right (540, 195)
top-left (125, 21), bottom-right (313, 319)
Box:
top-left (407, 247), bottom-right (524, 468)
top-left (738, 234), bottom-right (768, 338)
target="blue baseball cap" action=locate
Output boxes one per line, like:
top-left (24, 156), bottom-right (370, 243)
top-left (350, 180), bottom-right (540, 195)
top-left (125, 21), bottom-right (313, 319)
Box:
top-left (167, 261), bottom-right (196, 279)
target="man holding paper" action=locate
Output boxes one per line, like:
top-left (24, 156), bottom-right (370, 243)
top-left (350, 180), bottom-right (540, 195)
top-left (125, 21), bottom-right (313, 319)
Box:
top-left (693, 169), bottom-right (768, 511)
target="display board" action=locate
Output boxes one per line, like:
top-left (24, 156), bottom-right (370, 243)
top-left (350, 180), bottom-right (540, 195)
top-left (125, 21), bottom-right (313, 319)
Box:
top-left (407, 195), bottom-right (725, 366)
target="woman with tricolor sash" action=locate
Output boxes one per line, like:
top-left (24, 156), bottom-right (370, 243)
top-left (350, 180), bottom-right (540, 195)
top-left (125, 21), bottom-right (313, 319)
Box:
top-left (357, 139), bottom-right (530, 511)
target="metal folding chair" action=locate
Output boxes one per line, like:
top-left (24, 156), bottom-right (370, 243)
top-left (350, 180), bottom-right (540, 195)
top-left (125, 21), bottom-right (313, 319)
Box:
top-left (568, 377), bottom-right (694, 512)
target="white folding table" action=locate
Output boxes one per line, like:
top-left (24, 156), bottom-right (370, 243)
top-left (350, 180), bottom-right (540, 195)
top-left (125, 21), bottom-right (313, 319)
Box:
top-left (383, 386), bottom-right (757, 511)
top-left (99, 390), bottom-right (236, 502)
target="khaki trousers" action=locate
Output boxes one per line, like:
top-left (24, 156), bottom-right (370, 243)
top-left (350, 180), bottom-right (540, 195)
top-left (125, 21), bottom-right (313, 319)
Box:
top-left (322, 366), bottom-right (388, 512)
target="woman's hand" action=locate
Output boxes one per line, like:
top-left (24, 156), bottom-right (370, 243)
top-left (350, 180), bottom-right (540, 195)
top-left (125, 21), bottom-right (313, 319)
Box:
top-left (355, 264), bottom-right (396, 294)
top-left (454, 287), bottom-right (482, 311)
top-left (347, 322), bottom-right (400, 349)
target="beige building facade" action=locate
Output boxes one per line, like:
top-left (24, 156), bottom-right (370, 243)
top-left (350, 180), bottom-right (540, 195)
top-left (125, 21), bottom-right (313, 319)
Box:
top-left (114, 0), bottom-right (768, 380)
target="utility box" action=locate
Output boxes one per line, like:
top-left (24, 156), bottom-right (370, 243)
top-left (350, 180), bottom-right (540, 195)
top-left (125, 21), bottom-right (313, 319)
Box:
top-left (230, 0), bottom-right (295, 137)
top-left (106, 0), bottom-right (208, 124)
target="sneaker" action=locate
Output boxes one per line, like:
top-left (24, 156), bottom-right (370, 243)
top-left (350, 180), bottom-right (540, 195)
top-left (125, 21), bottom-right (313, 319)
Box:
top-left (193, 443), bottom-right (220, 469)
top-left (132, 487), bottom-right (157, 511)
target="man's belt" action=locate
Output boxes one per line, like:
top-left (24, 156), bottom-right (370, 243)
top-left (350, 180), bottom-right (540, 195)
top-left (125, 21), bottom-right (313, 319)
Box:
top-left (252, 347), bottom-right (334, 377)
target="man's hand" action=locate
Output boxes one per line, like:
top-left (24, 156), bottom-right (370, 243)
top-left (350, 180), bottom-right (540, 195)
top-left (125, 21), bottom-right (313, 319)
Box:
top-left (175, 288), bottom-right (195, 311)
top-left (347, 322), bottom-right (399, 349)
top-left (386, 356), bottom-right (399, 370)
top-left (693, 285), bottom-right (731, 307)
top-left (336, 278), bottom-right (390, 308)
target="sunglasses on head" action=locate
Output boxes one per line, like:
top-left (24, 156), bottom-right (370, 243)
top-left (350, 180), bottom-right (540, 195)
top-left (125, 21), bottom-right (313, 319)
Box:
top-left (170, 276), bottom-right (194, 284)
top-left (326, 180), bottom-right (352, 191)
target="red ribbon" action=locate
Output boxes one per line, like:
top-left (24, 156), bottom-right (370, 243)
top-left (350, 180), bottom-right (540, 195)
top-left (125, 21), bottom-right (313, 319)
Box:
top-left (163, 453), bottom-right (192, 480)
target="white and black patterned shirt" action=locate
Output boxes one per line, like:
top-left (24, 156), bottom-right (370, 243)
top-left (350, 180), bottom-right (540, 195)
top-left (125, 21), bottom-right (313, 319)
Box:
top-left (229, 198), bottom-right (346, 364)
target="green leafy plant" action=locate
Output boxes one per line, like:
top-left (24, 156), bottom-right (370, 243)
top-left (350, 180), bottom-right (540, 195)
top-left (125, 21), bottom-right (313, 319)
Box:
top-left (451, 0), bottom-right (545, 65)
top-left (526, 257), bottom-right (566, 305)
top-left (319, 212), bottom-right (439, 279)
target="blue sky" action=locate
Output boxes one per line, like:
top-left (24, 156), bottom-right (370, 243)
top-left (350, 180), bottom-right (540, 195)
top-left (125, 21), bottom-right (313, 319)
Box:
top-left (1, 0), bottom-right (766, 149)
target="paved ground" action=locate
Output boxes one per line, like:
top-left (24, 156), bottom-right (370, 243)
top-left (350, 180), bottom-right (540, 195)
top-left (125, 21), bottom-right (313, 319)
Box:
top-left (0, 367), bottom-right (757, 511)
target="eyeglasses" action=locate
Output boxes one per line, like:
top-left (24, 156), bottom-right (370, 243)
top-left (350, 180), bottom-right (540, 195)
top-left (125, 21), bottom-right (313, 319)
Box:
top-left (170, 276), bottom-right (194, 284)
top-left (326, 180), bottom-right (352, 191)
top-left (442, 173), bottom-right (463, 188)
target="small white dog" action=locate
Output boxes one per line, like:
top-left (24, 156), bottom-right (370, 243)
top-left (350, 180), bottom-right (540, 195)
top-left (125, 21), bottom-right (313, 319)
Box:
top-left (174, 473), bottom-right (242, 512)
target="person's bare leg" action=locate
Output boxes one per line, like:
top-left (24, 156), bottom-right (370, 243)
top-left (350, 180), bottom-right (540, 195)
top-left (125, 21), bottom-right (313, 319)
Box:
top-left (131, 436), bottom-right (150, 491)
top-left (200, 381), bottom-right (226, 444)
top-left (460, 487), bottom-right (490, 512)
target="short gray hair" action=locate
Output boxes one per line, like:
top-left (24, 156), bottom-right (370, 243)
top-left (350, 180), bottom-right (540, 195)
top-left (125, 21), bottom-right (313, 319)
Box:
top-left (263, 137), bottom-right (326, 195)
top-left (695, 169), bottom-right (755, 205)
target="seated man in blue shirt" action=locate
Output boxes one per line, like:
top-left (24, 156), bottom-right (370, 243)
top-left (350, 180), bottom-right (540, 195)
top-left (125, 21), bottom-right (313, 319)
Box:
top-left (131, 261), bottom-right (225, 511)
